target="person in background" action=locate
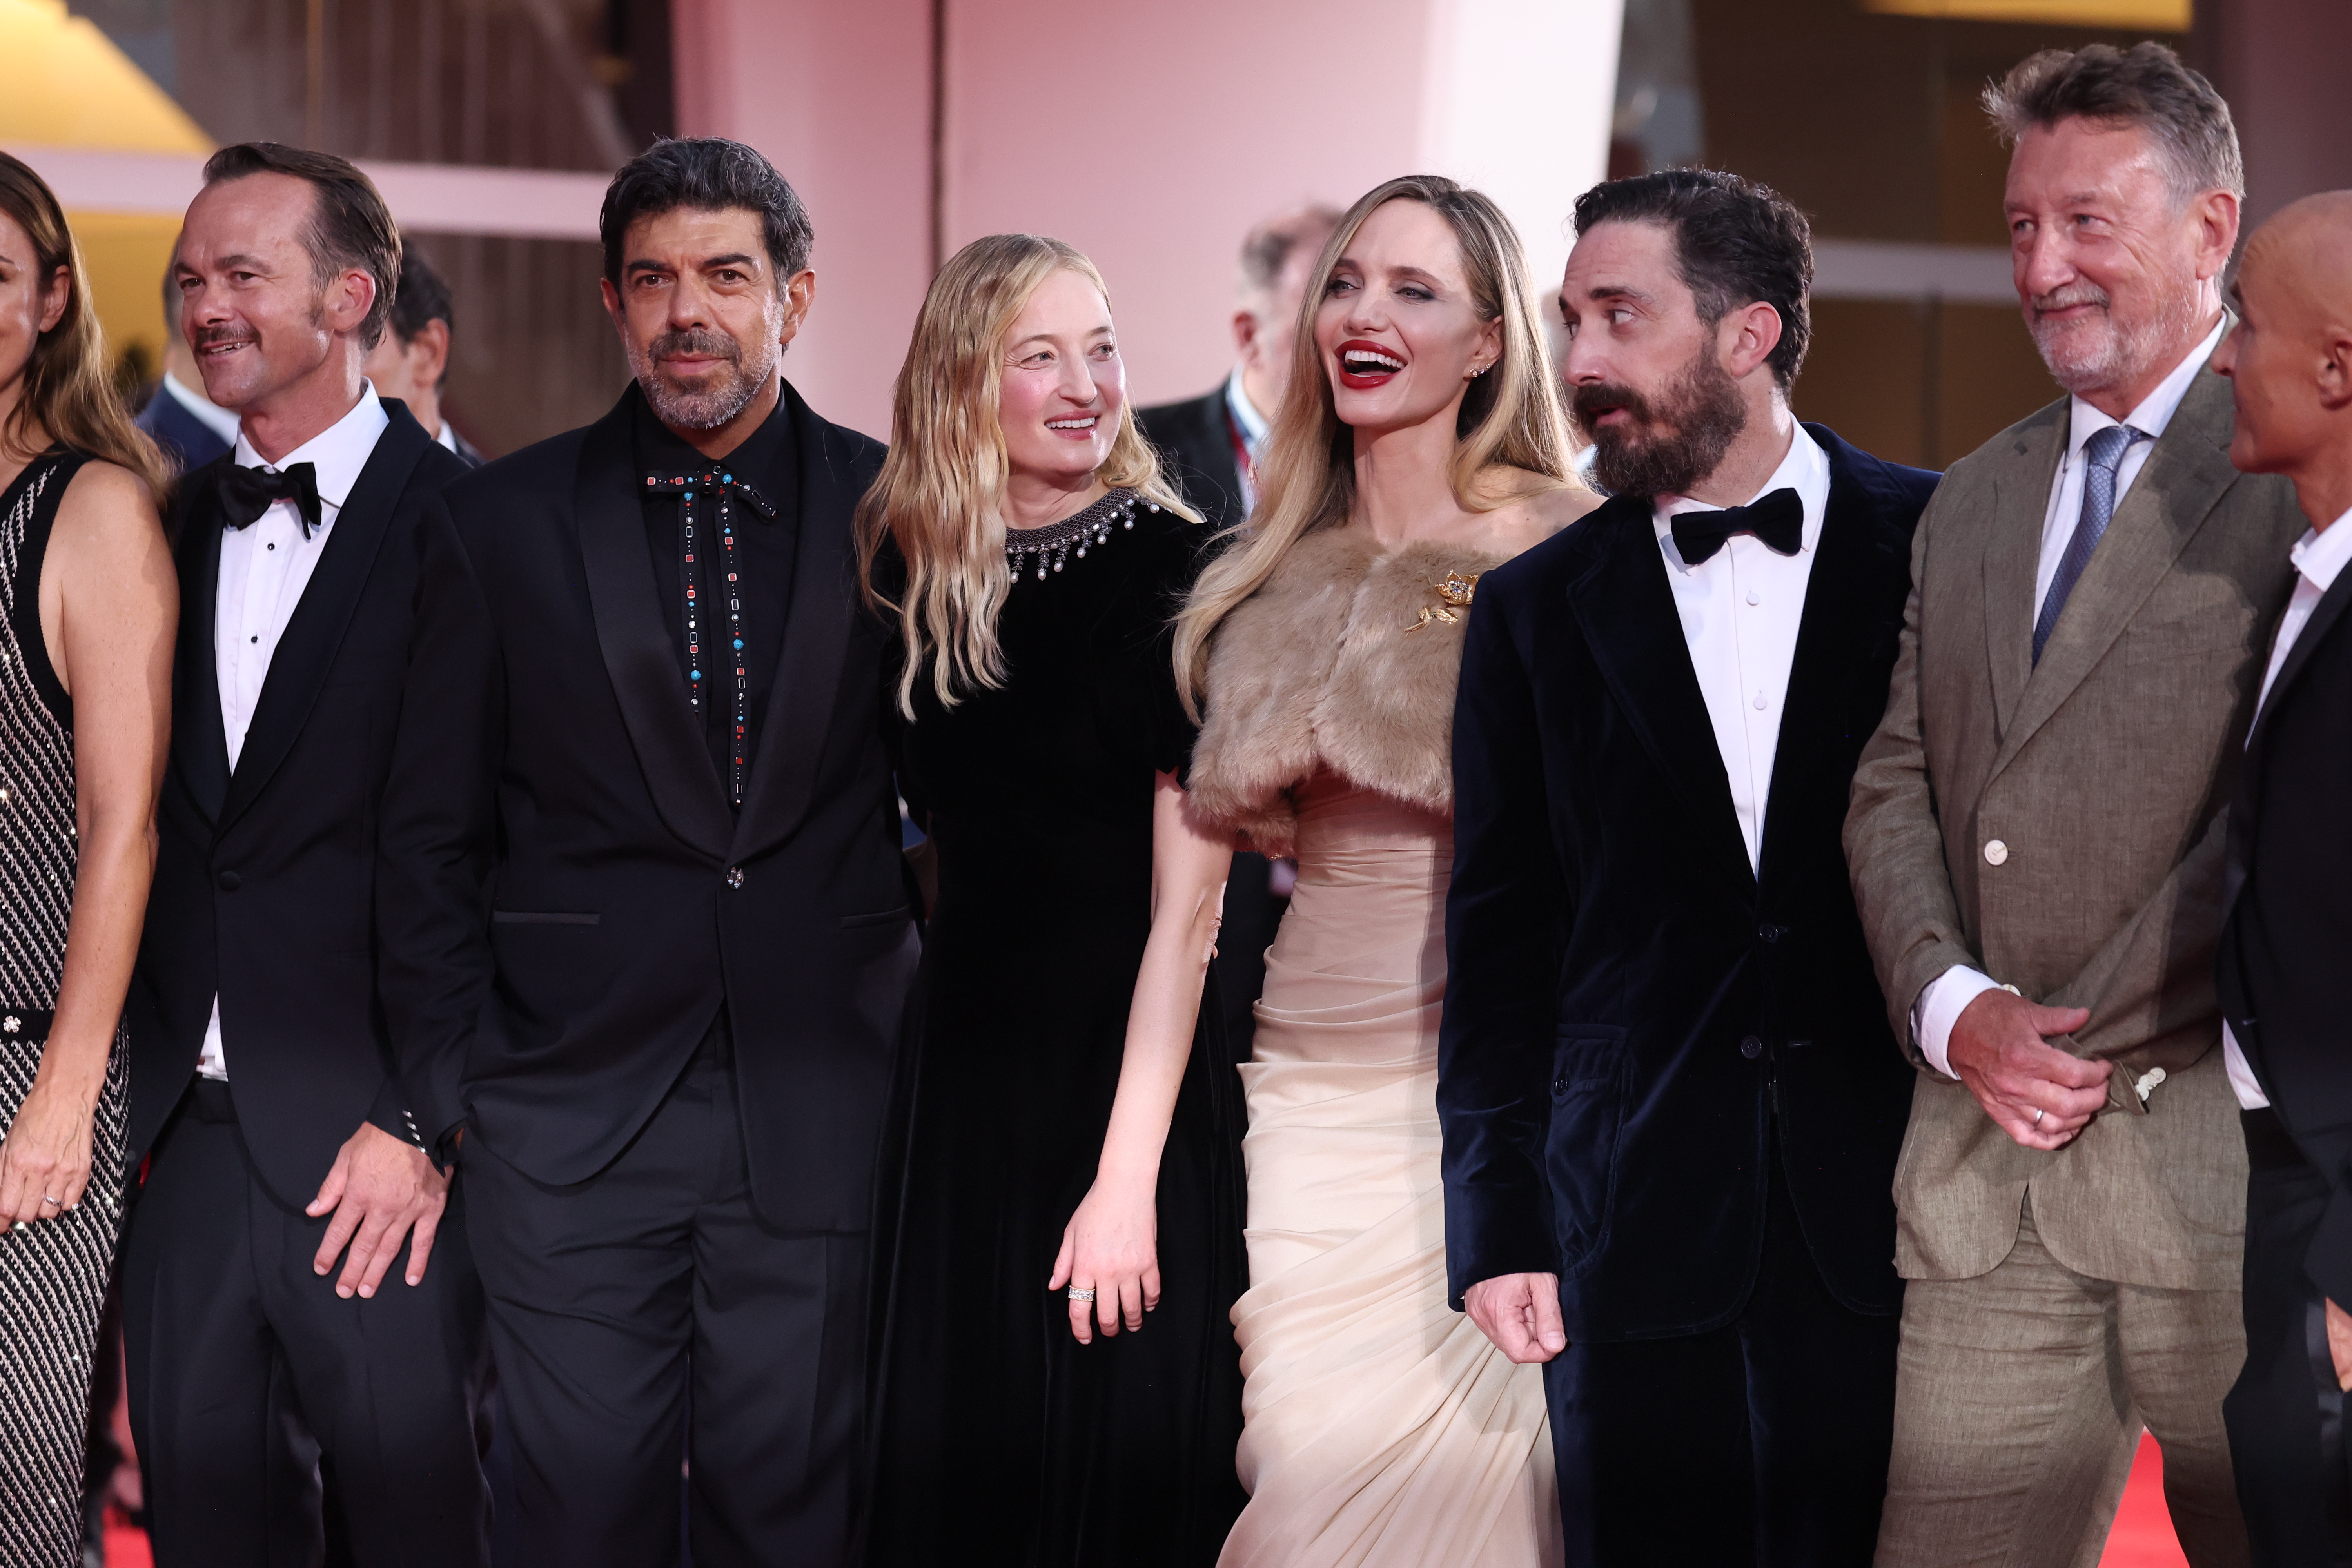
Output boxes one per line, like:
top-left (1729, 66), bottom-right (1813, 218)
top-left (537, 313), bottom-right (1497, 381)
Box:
top-left (0, 149), bottom-right (175, 1568)
top-left (1138, 204), bottom-right (1339, 1063)
top-left (123, 142), bottom-right (487, 1567)
top-left (2211, 191), bottom-right (2352, 1567)
top-left (1442, 168), bottom-right (1935, 1568)
top-left (362, 239), bottom-right (483, 465)
top-left (133, 245), bottom-right (235, 474)
top-left (1180, 173), bottom-right (1594, 1567)
top-left (860, 232), bottom-right (1244, 1568)
top-left (1843, 43), bottom-right (2303, 1567)
top-left (375, 138), bottom-right (918, 1566)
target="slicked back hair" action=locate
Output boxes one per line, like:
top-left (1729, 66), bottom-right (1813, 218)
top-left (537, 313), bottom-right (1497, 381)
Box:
top-left (1572, 168), bottom-right (1814, 388)
top-left (600, 137), bottom-right (813, 291)
top-left (1984, 42), bottom-right (2242, 204)
top-left (201, 142), bottom-right (402, 350)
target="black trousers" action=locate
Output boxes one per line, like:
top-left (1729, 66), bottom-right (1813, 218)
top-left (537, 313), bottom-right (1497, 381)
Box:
top-left (462, 1019), bottom-right (866, 1568)
top-left (121, 1078), bottom-right (490, 1568)
top-left (2224, 1107), bottom-right (2352, 1568)
top-left (1545, 1142), bottom-right (1901, 1568)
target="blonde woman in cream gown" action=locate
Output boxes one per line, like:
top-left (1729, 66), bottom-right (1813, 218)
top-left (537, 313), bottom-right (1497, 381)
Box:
top-left (1178, 175), bottom-right (1596, 1568)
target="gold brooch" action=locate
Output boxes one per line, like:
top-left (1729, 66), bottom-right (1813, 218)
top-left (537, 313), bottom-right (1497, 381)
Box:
top-left (1405, 571), bottom-right (1479, 632)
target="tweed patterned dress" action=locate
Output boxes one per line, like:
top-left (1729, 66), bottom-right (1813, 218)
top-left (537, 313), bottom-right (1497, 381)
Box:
top-left (0, 450), bottom-right (131, 1568)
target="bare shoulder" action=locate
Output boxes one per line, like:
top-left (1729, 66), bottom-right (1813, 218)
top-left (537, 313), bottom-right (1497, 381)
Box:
top-left (1475, 475), bottom-right (1602, 560)
top-left (48, 460), bottom-right (172, 596)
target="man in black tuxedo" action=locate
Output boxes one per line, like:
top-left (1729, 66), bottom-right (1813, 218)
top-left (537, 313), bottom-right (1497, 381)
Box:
top-left (133, 250), bottom-right (236, 474)
top-left (2212, 191), bottom-right (2352, 1566)
top-left (123, 143), bottom-right (486, 1566)
top-left (1438, 170), bottom-right (1934, 1566)
top-left (1137, 203), bottom-right (1336, 1059)
top-left (374, 138), bottom-right (919, 1566)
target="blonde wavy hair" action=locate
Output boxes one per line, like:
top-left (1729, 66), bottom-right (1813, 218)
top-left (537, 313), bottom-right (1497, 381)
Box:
top-left (0, 152), bottom-right (169, 499)
top-left (1173, 174), bottom-right (1579, 717)
top-left (856, 233), bottom-right (1194, 716)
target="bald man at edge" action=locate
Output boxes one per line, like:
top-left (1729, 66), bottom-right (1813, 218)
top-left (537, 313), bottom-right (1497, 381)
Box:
top-left (2211, 192), bottom-right (2352, 1567)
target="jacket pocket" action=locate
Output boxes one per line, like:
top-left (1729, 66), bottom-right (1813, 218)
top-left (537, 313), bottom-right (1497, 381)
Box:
top-left (1546, 1025), bottom-right (1631, 1276)
top-left (839, 905), bottom-right (913, 931)
top-left (490, 911), bottom-right (601, 926)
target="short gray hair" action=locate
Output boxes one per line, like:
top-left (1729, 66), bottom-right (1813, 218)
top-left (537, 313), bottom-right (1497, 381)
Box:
top-left (1238, 204), bottom-right (1342, 298)
top-left (1984, 42), bottom-right (2243, 204)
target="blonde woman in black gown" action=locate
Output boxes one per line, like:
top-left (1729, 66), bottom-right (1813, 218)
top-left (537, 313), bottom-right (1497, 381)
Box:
top-left (859, 234), bottom-right (1248, 1566)
top-left (0, 154), bottom-right (174, 1567)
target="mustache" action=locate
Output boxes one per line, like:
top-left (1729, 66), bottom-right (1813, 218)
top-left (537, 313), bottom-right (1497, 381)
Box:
top-left (650, 328), bottom-right (742, 364)
top-left (1569, 379), bottom-right (1658, 433)
top-left (2031, 282), bottom-right (2111, 317)
top-left (192, 324), bottom-right (257, 350)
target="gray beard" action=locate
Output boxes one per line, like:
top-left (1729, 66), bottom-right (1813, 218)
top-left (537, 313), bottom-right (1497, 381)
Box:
top-left (629, 335), bottom-right (780, 431)
top-left (2030, 282), bottom-right (2201, 401)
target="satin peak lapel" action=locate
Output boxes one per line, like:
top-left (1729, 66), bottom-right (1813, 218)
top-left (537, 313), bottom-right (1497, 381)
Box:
top-left (729, 383), bottom-right (859, 866)
top-left (218, 407), bottom-right (427, 833)
top-left (1989, 369), bottom-right (2240, 785)
top-left (1566, 504), bottom-right (1756, 897)
top-left (573, 392), bottom-right (734, 861)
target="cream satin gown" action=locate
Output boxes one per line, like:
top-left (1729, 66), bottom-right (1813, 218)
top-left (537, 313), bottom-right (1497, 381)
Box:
top-left (1218, 768), bottom-right (1560, 1567)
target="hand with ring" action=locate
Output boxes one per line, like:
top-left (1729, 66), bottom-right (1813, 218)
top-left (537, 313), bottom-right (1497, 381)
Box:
top-left (1047, 1174), bottom-right (1160, 1345)
top-left (0, 1067), bottom-right (100, 1225)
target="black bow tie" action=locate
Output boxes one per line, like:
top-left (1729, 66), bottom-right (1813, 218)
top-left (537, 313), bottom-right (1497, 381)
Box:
top-left (1670, 487), bottom-right (1803, 565)
top-left (220, 461), bottom-right (324, 537)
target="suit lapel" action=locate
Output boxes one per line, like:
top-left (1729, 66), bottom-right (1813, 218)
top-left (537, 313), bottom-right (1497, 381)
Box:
top-left (575, 387), bottom-right (735, 861)
top-left (2228, 561), bottom-right (2352, 913)
top-left (1987, 369), bottom-right (2241, 786)
top-left (728, 383), bottom-right (861, 865)
top-left (1981, 404), bottom-right (2064, 734)
top-left (1566, 501), bottom-right (1756, 898)
top-left (216, 408), bottom-right (428, 833)
top-left (173, 465), bottom-right (232, 825)
top-left (1756, 433), bottom-right (1908, 885)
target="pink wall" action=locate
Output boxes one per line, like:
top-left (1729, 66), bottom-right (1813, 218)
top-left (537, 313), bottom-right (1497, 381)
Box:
top-left (673, 0), bottom-right (1620, 438)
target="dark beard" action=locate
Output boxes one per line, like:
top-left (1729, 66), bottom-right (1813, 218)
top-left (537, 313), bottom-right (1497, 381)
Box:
top-left (1572, 345), bottom-right (1748, 498)
top-left (630, 326), bottom-right (777, 432)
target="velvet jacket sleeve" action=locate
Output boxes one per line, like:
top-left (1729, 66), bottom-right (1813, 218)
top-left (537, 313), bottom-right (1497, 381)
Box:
top-left (1437, 559), bottom-right (1569, 1307)
top-left (374, 494), bottom-right (505, 1161)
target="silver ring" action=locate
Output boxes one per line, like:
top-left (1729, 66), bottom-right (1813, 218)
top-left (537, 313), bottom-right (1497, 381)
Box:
top-left (1068, 1286), bottom-right (1096, 1303)
top-left (39, 1195), bottom-right (58, 1206)
top-left (2033, 1107), bottom-right (2045, 1127)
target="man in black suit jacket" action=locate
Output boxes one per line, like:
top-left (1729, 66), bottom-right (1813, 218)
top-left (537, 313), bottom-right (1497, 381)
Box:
top-left (2212, 192), bottom-right (2352, 1566)
top-left (124, 145), bottom-right (486, 1566)
top-left (1137, 203), bottom-right (1336, 1059)
top-left (133, 252), bottom-right (237, 474)
top-left (1439, 171), bottom-right (1934, 1567)
top-left (375, 139), bottom-right (918, 1566)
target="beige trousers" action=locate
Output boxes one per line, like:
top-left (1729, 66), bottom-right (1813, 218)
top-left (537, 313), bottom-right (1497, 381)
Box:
top-left (1873, 1197), bottom-right (2249, 1568)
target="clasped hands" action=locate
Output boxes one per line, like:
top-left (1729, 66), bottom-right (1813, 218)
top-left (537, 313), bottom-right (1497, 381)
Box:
top-left (307, 1120), bottom-right (450, 1299)
top-left (1946, 988), bottom-right (2107, 1152)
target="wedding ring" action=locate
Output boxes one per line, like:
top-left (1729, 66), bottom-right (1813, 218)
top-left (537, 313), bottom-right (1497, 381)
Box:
top-left (39, 1195), bottom-right (58, 1206)
top-left (1068, 1287), bottom-right (1096, 1303)
top-left (2033, 1107), bottom-right (2045, 1127)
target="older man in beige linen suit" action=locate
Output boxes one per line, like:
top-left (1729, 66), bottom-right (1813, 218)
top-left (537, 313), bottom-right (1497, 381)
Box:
top-left (1845, 43), bottom-right (2304, 1568)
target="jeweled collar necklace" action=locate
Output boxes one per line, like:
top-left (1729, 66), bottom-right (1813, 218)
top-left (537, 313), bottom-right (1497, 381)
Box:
top-left (1005, 487), bottom-right (1158, 582)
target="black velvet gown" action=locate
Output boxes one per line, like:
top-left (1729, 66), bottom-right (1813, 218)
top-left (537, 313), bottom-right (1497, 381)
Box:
top-left (867, 490), bottom-right (1249, 1566)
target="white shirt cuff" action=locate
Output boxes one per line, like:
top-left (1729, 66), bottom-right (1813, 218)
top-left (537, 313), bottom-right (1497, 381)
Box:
top-left (1911, 965), bottom-right (2002, 1080)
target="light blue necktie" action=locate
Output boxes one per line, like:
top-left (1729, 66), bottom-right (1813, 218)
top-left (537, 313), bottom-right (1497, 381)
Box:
top-left (2032, 423), bottom-right (2149, 666)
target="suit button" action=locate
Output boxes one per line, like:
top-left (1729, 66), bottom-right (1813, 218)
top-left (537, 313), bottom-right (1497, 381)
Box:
top-left (1740, 1034), bottom-right (1764, 1059)
top-left (1758, 922), bottom-right (1784, 943)
top-left (1984, 839), bottom-right (2009, 867)
top-left (216, 870), bottom-right (242, 891)
top-left (725, 866), bottom-right (746, 889)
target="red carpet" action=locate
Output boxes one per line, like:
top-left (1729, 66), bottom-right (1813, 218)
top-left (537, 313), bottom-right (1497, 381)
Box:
top-left (2101, 1433), bottom-right (2192, 1568)
top-left (96, 1435), bottom-right (2192, 1566)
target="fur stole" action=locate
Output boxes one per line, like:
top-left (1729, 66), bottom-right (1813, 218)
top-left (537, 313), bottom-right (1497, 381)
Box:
top-left (1189, 526), bottom-right (1516, 857)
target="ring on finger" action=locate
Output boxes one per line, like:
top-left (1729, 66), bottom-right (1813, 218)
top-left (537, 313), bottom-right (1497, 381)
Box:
top-left (2033, 1107), bottom-right (2045, 1127)
top-left (1068, 1286), bottom-right (1096, 1303)
top-left (40, 1194), bottom-right (58, 1207)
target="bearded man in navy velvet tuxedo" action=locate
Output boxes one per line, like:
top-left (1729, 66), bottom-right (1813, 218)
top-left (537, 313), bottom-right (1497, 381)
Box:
top-left (1437, 169), bottom-right (1935, 1567)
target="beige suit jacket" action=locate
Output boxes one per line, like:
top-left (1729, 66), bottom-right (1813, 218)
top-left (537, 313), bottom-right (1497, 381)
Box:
top-left (1844, 363), bottom-right (2302, 1292)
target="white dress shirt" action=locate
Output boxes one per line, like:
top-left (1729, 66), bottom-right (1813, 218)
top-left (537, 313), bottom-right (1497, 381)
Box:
top-left (2216, 510), bottom-right (2352, 1109)
top-left (1225, 364), bottom-right (1271, 514)
top-left (197, 385), bottom-right (390, 1080)
top-left (160, 370), bottom-right (242, 449)
top-left (1913, 320), bottom-right (2228, 1077)
top-left (1651, 423), bottom-right (1831, 874)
